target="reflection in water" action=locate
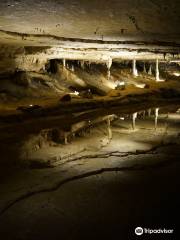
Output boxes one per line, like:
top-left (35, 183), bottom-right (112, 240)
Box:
top-left (154, 108), bottom-right (159, 130)
top-left (16, 104), bottom-right (180, 168)
top-left (132, 112), bottom-right (137, 130)
top-left (56, 105), bottom-right (180, 145)
top-left (106, 116), bottom-right (113, 139)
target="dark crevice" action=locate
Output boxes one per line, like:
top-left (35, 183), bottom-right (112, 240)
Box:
top-left (53, 148), bottom-right (157, 167)
top-left (45, 142), bottom-right (180, 167)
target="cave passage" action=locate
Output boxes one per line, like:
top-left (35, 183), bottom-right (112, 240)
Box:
top-left (0, 0), bottom-right (180, 239)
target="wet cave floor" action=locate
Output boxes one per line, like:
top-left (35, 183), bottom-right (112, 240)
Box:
top-left (0, 101), bottom-right (180, 240)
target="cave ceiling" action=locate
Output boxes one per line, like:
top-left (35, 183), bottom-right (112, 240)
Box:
top-left (0, 0), bottom-right (180, 61)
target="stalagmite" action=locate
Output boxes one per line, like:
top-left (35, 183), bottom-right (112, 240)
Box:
top-left (155, 59), bottom-right (160, 81)
top-left (132, 59), bottom-right (138, 77)
top-left (154, 108), bottom-right (159, 130)
top-left (148, 65), bottom-right (152, 75)
top-left (107, 117), bottom-right (112, 139)
top-left (132, 112), bottom-right (137, 130)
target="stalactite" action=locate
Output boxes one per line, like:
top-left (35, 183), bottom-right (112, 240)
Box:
top-left (155, 59), bottom-right (159, 81)
top-left (132, 59), bottom-right (138, 77)
top-left (107, 58), bottom-right (112, 80)
top-left (80, 61), bottom-right (85, 69)
top-left (63, 59), bottom-right (66, 67)
top-left (148, 109), bottom-right (151, 117)
top-left (107, 58), bottom-right (112, 70)
top-left (87, 61), bottom-right (91, 68)
top-left (107, 70), bottom-right (111, 81)
top-left (148, 64), bottom-right (152, 75)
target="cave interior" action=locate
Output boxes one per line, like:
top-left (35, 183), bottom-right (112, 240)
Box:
top-left (0, 1), bottom-right (180, 239)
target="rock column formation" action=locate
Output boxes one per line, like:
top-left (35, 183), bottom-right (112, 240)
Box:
top-left (63, 59), bottom-right (66, 68)
top-left (148, 64), bottom-right (152, 75)
top-left (155, 59), bottom-right (160, 81)
top-left (132, 59), bottom-right (138, 77)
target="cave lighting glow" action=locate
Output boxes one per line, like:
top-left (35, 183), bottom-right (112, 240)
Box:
top-left (173, 72), bottom-right (180, 77)
top-left (134, 83), bottom-right (146, 88)
top-left (74, 91), bottom-right (79, 95)
top-left (156, 79), bottom-right (165, 82)
top-left (105, 81), bottom-right (117, 89)
top-left (167, 113), bottom-right (180, 120)
top-left (114, 80), bottom-right (125, 87)
top-left (70, 91), bottom-right (79, 96)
